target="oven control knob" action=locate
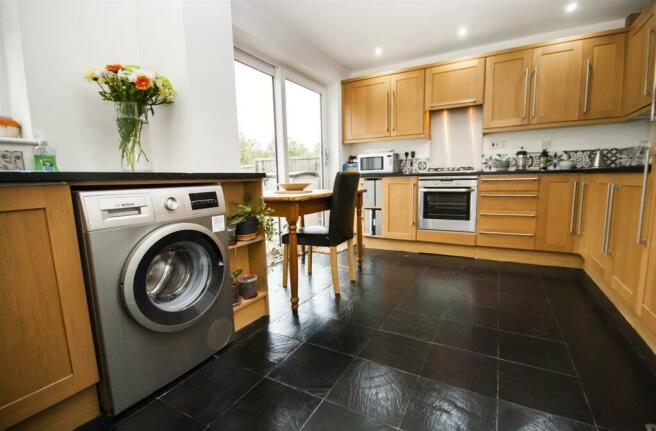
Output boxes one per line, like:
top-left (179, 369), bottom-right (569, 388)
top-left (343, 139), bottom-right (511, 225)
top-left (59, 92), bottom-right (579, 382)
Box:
top-left (164, 197), bottom-right (179, 211)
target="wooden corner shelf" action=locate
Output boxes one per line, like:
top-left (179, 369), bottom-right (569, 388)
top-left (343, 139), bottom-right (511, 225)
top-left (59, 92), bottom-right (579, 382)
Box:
top-left (229, 235), bottom-right (264, 250)
top-left (233, 290), bottom-right (268, 330)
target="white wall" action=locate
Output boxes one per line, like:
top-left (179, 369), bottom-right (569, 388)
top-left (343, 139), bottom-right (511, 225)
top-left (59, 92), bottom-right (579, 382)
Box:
top-left (4, 0), bottom-right (239, 172)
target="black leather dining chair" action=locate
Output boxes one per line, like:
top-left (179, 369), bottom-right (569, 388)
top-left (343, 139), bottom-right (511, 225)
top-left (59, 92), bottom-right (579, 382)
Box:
top-left (281, 172), bottom-right (360, 294)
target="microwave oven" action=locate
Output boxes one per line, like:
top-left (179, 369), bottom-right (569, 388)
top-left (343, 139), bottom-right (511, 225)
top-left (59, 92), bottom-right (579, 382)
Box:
top-left (357, 152), bottom-right (399, 174)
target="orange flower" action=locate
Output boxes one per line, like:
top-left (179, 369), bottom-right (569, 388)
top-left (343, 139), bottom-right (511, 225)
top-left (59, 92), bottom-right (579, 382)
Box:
top-left (135, 75), bottom-right (153, 90)
top-left (105, 64), bottom-right (122, 73)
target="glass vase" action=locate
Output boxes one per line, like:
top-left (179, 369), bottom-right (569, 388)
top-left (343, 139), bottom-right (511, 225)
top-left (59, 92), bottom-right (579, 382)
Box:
top-left (115, 102), bottom-right (150, 171)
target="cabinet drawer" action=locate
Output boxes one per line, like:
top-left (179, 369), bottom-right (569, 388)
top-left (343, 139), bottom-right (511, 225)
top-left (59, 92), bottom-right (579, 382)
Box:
top-left (478, 193), bottom-right (538, 212)
top-left (478, 213), bottom-right (536, 234)
top-left (479, 175), bottom-right (540, 191)
top-left (476, 231), bottom-right (535, 250)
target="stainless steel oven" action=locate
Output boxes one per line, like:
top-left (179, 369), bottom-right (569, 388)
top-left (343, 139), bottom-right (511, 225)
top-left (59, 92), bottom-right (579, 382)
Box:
top-left (418, 176), bottom-right (478, 232)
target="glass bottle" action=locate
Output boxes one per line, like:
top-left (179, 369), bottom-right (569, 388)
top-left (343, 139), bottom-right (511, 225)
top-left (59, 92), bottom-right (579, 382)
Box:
top-left (33, 141), bottom-right (58, 172)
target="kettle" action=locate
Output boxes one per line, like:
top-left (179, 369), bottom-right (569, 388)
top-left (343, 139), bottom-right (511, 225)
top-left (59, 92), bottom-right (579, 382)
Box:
top-left (516, 147), bottom-right (529, 170)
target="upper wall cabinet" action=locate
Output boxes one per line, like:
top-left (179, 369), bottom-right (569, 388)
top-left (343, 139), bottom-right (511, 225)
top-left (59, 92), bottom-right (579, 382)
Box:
top-left (391, 69), bottom-right (428, 137)
top-left (343, 72), bottom-right (428, 143)
top-left (424, 58), bottom-right (484, 110)
top-left (623, 8), bottom-right (656, 116)
top-left (530, 41), bottom-right (583, 124)
top-left (484, 50), bottom-right (532, 128)
top-left (342, 76), bottom-right (390, 142)
top-left (580, 33), bottom-right (625, 120)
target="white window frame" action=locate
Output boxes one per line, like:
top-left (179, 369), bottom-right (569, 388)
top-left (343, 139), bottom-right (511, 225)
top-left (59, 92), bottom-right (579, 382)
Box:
top-left (234, 48), bottom-right (328, 189)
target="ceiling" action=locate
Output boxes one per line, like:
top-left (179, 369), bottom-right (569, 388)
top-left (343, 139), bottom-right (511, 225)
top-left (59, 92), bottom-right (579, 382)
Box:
top-left (243, 0), bottom-right (648, 73)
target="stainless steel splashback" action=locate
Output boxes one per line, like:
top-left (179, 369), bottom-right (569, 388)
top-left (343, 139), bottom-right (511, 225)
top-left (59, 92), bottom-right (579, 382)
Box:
top-left (429, 106), bottom-right (483, 169)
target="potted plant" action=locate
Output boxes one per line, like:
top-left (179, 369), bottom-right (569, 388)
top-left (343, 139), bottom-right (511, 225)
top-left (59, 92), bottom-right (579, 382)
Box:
top-left (228, 198), bottom-right (275, 241)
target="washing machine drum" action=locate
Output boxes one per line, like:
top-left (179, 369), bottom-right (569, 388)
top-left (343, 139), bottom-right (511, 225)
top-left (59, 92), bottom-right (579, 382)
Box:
top-left (121, 223), bottom-right (227, 332)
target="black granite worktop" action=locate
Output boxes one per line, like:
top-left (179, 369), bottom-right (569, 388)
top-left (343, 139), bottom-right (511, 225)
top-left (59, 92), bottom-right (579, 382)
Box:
top-left (360, 165), bottom-right (647, 178)
top-left (0, 171), bottom-right (266, 184)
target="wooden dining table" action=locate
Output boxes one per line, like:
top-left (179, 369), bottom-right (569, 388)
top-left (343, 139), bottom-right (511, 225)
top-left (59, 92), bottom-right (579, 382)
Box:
top-left (263, 188), bottom-right (365, 311)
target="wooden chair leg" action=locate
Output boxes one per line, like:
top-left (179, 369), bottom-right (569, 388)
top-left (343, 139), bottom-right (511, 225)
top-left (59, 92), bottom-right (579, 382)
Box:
top-left (282, 244), bottom-right (288, 288)
top-left (330, 246), bottom-right (340, 295)
top-left (347, 239), bottom-right (356, 282)
top-left (307, 246), bottom-right (313, 275)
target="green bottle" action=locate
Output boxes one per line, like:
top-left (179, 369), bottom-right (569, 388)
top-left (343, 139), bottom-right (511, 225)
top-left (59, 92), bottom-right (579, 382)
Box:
top-left (33, 141), bottom-right (58, 172)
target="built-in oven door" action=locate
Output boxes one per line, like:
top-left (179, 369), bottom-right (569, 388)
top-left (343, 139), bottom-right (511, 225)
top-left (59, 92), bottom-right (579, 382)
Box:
top-left (418, 186), bottom-right (477, 232)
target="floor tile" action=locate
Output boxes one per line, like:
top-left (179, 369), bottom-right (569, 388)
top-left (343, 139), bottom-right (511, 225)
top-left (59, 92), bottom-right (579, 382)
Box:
top-left (498, 400), bottom-right (594, 431)
top-left (395, 295), bottom-right (450, 320)
top-left (358, 331), bottom-right (431, 375)
top-left (380, 310), bottom-right (439, 341)
top-left (499, 273), bottom-right (548, 299)
top-left (159, 355), bottom-right (262, 424)
top-left (499, 332), bottom-right (574, 375)
top-left (267, 310), bottom-right (333, 341)
top-left (434, 319), bottom-right (499, 356)
top-left (443, 304), bottom-right (499, 328)
top-left (336, 299), bottom-right (391, 328)
top-left (327, 359), bottom-right (418, 427)
top-left (222, 330), bottom-right (302, 374)
top-left (113, 400), bottom-right (203, 431)
top-left (421, 344), bottom-right (498, 397)
top-left (401, 378), bottom-right (497, 431)
top-left (302, 401), bottom-right (395, 431)
top-left (305, 318), bottom-right (374, 355)
top-left (269, 343), bottom-right (353, 397)
top-left (498, 294), bottom-right (553, 318)
top-left (498, 311), bottom-right (562, 340)
top-left (499, 361), bottom-right (592, 423)
top-left (210, 378), bottom-right (320, 431)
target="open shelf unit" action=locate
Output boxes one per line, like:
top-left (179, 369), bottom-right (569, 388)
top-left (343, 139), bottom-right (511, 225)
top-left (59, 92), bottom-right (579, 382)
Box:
top-left (222, 180), bottom-right (270, 331)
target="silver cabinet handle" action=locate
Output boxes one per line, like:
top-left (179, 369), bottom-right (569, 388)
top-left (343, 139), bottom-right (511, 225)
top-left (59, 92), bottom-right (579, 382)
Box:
top-left (583, 59), bottom-right (591, 113)
top-left (420, 188), bottom-right (473, 193)
top-left (391, 90), bottom-right (396, 132)
top-left (522, 68), bottom-right (529, 118)
top-left (602, 183), bottom-right (612, 255)
top-left (531, 67), bottom-right (538, 118)
top-left (576, 181), bottom-right (586, 235)
top-left (480, 177), bottom-right (538, 181)
top-left (636, 148), bottom-right (651, 245)
top-left (569, 181), bottom-right (578, 234)
top-left (644, 29), bottom-right (655, 96)
top-left (479, 231), bottom-right (535, 237)
top-left (386, 91), bottom-right (390, 132)
top-left (603, 184), bottom-right (617, 256)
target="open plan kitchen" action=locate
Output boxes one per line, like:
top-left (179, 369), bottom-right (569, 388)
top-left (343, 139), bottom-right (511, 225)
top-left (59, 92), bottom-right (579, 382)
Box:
top-left (2, 1), bottom-right (656, 430)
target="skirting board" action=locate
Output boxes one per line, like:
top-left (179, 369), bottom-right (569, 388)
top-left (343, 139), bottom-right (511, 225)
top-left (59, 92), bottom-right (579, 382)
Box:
top-left (363, 236), bottom-right (582, 268)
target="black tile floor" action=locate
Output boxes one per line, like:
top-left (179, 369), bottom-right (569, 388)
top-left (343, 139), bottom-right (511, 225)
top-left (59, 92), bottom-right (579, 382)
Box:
top-left (79, 250), bottom-right (656, 431)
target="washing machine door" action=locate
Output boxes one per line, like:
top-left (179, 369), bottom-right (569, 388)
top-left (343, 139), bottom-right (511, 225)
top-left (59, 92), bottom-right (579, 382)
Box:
top-left (121, 223), bottom-right (228, 332)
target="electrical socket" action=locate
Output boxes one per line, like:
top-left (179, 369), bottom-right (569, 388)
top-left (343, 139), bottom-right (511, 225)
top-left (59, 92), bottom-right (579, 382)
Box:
top-left (541, 140), bottom-right (552, 150)
top-left (490, 141), bottom-right (505, 149)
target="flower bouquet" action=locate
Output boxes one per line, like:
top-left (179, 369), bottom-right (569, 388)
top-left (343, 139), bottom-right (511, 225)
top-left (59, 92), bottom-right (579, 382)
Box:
top-left (85, 64), bottom-right (176, 170)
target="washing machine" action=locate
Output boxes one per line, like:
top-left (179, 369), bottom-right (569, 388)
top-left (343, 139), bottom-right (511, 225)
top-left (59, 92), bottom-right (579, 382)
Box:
top-left (75, 185), bottom-right (233, 414)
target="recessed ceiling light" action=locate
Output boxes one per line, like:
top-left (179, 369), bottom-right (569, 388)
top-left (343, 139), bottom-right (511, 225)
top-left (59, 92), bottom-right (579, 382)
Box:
top-left (565, 2), bottom-right (578, 13)
top-left (458, 26), bottom-right (468, 38)
top-left (374, 47), bottom-right (383, 57)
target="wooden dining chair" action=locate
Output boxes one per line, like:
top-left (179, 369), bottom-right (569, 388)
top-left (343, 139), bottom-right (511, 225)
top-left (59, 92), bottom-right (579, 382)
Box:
top-left (281, 172), bottom-right (360, 294)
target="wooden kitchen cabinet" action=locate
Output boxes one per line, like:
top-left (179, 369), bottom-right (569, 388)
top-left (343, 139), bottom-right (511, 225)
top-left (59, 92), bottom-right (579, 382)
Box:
top-left (640, 163), bottom-right (656, 336)
top-left (623, 8), bottom-right (656, 116)
top-left (0, 185), bottom-right (99, 429)
top-left (381, 176), bottom-right (417, 240)
top-left (425, 58), bottom-right (484, 110)
top-left (535, 174), bottom-right (580, 253)
top-left (484, 49), bottom-right (532, 129)
top-left (580, 33), bottom-right (625, 120)
top-left (586, 175), bottom-right (614, 284)
top-left (391, 69), bottom-right (428, 137)
top-left (342, 75), bottom-right (390, 142)
top-left (343, 71), bottom-right (428, 143)
top-left (530, 40), bottom-right (583, 124)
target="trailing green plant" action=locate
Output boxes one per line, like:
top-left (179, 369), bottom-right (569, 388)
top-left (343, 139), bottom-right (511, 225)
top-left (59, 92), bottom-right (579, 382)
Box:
top-left (231, 269), bottom-right (243, 284)
top-left (228, 198), bottom-right (281, 271)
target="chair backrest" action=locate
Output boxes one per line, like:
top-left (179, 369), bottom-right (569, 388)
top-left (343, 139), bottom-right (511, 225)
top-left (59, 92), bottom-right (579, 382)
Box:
top-left (328, 172), bottom-right (361, 245)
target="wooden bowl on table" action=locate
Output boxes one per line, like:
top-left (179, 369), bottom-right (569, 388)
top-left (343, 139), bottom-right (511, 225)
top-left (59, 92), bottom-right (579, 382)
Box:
top-left (278, 183), bottom-right (311, 192)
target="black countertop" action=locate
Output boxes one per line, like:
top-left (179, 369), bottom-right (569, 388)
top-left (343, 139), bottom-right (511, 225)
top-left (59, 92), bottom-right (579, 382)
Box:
top-left (0, 171), bottom-right (266, 184)
top-left (361, 165), bottom-right (647, 178)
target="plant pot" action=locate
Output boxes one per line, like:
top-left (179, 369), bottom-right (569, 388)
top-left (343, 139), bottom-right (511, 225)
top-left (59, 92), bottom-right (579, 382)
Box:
top-left (236, 215), bottom-right (258, 241)
top-left (227, 224), bottom-right (238, 245)
top-left (238, 274), bottom-right (258, 299)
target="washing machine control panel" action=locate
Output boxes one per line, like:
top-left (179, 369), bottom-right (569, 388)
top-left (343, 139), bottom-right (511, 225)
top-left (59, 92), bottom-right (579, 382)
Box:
top-left (78, 185), bottom-right (226, 231)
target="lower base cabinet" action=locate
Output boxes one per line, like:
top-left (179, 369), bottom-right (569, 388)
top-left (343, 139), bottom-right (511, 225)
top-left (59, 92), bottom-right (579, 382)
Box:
top-left (0, 185), bottom-right (99, 429)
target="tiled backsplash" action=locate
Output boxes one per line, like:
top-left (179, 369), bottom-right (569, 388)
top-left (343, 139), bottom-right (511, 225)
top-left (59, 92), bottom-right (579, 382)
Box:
top-left (481, 145), bottom-right (649, 171)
